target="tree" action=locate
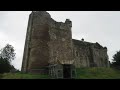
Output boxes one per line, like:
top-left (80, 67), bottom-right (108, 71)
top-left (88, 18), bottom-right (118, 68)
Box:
top-left (0, 44), bottom-right (15, 63)
top-left (0, 44), bottom-right (16, 73)
top-left (0, 58), bottom-right (11, 73)
top-left (111, 50), bottom-right (120, 69)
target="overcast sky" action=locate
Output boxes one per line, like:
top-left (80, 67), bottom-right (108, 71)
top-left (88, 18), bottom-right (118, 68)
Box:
top-left (0, 11), bottom-right (120, 70)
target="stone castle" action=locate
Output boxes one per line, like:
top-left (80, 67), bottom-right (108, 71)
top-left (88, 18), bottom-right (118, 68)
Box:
top-left (21, 11), bottom-right (109, 78)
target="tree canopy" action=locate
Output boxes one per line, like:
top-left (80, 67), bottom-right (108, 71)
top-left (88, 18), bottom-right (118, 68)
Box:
top-left (0, 44), bottom-right (15, 62)
top-left (0, 44), bottom-right (16, 73)
top-left (111, 50), bottom-right (120, 69)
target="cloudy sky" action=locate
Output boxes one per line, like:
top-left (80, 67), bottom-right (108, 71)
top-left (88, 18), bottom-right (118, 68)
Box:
top-left (0, 11), bottom-right (120, 70)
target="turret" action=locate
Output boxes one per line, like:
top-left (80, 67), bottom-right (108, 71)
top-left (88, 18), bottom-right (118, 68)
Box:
top-left (65, 19), bottom-right (72, 27)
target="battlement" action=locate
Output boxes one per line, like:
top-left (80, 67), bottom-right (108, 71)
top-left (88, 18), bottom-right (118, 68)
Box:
top-left (30, 11), bottom-right (72, 30)
top-left (31, 11), bottom-right (51, 18)
top-left (65, 19), bottom-right (72, 27)
top-left (72, 39), bottom-right (107, 50)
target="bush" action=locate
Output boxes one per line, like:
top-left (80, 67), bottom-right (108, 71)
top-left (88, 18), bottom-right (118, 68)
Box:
top-left (111, 50), bottom-right (120, 70)
top-left (0, 74), bottom-right (3, 79)
top-left (0, 58), bottom-right (12, 73)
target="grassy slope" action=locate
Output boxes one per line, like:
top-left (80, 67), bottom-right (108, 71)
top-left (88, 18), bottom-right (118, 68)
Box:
top-left (76, 67), bottom-right (120, 79)
top-left (0, 73), bottom-right (50, 79)
top-left (1, 67), bottom-right (120, 79)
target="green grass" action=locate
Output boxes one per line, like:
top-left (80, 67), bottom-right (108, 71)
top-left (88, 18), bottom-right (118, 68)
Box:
top-left (76, 67), bottom-right (120, 79)
top-left (1, 67), bottom-right (120, 79)
top-left (1, 73), bottom-right (50, 79)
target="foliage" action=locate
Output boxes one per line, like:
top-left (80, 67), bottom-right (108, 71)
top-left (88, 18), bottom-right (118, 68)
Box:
top-left (0, 74), bottom-right (3, 79)
top-left (0, 44), bottom-right (16, 63)
top-left (111, 50), bottom-right (120, 69)
top-left (0, 44), bottom-right (16, 73)
top-left (0, 58), bottom-right (12, 73)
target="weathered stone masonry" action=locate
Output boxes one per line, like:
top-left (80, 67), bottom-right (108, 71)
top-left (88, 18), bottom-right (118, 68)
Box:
top-left (21, 11), bottom-right (109, 78)
top-left (73, 39), bottom-right (109, 68)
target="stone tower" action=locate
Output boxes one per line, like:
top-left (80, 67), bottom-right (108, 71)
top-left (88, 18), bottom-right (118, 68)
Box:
top-left (21, 11), bottom-right (75, 78)
top-left (22, 11), bottom-right (109, 78)
top-left (22, 11), bottom-right (51, 73)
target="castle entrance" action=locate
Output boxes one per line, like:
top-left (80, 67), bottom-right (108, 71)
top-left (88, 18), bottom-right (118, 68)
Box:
top-left (49, 64), bottom-right (76, 79)
top-left (63, 64), bottom-right (71, 79)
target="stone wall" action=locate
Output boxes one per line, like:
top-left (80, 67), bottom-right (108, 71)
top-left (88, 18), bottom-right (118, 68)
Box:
top-left (21, 13), bottom-right (33, 72)
top-left (73, 39), bottom-right (109, 68)
top-left (48, 19), bottom-right (73, 65)
top-left (22, 11), bottom-right (74, 73)
top-left (22, 11), bottom-right (109, 74)
top-left (22, 11), bottom-right (51, 73)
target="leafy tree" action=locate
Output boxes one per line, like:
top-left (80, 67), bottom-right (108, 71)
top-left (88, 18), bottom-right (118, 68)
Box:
top-left (111, 50), bottom-right (120, 69)
top-left (0, 44), bottom-right (16, 73)
top-left (0, 58), bottom-right (11, 73)
top-left (0, 44), bottom-right (15, 63)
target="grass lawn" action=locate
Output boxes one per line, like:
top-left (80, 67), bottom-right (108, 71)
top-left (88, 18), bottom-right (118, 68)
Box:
top-left (76, 67), bottom-right (120, 79)
top-left (0, 73), bottom-right (50, 79)
top-left (1, 67), bottom-right (120, 79)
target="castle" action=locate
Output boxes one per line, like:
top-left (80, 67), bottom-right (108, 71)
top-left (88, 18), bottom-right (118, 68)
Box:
top-left (21, 11), bottom-right (109, 79)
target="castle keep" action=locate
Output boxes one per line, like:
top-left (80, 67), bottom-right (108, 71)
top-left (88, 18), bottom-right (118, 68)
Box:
top-left (21, 11), bottom-right (109, 78)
